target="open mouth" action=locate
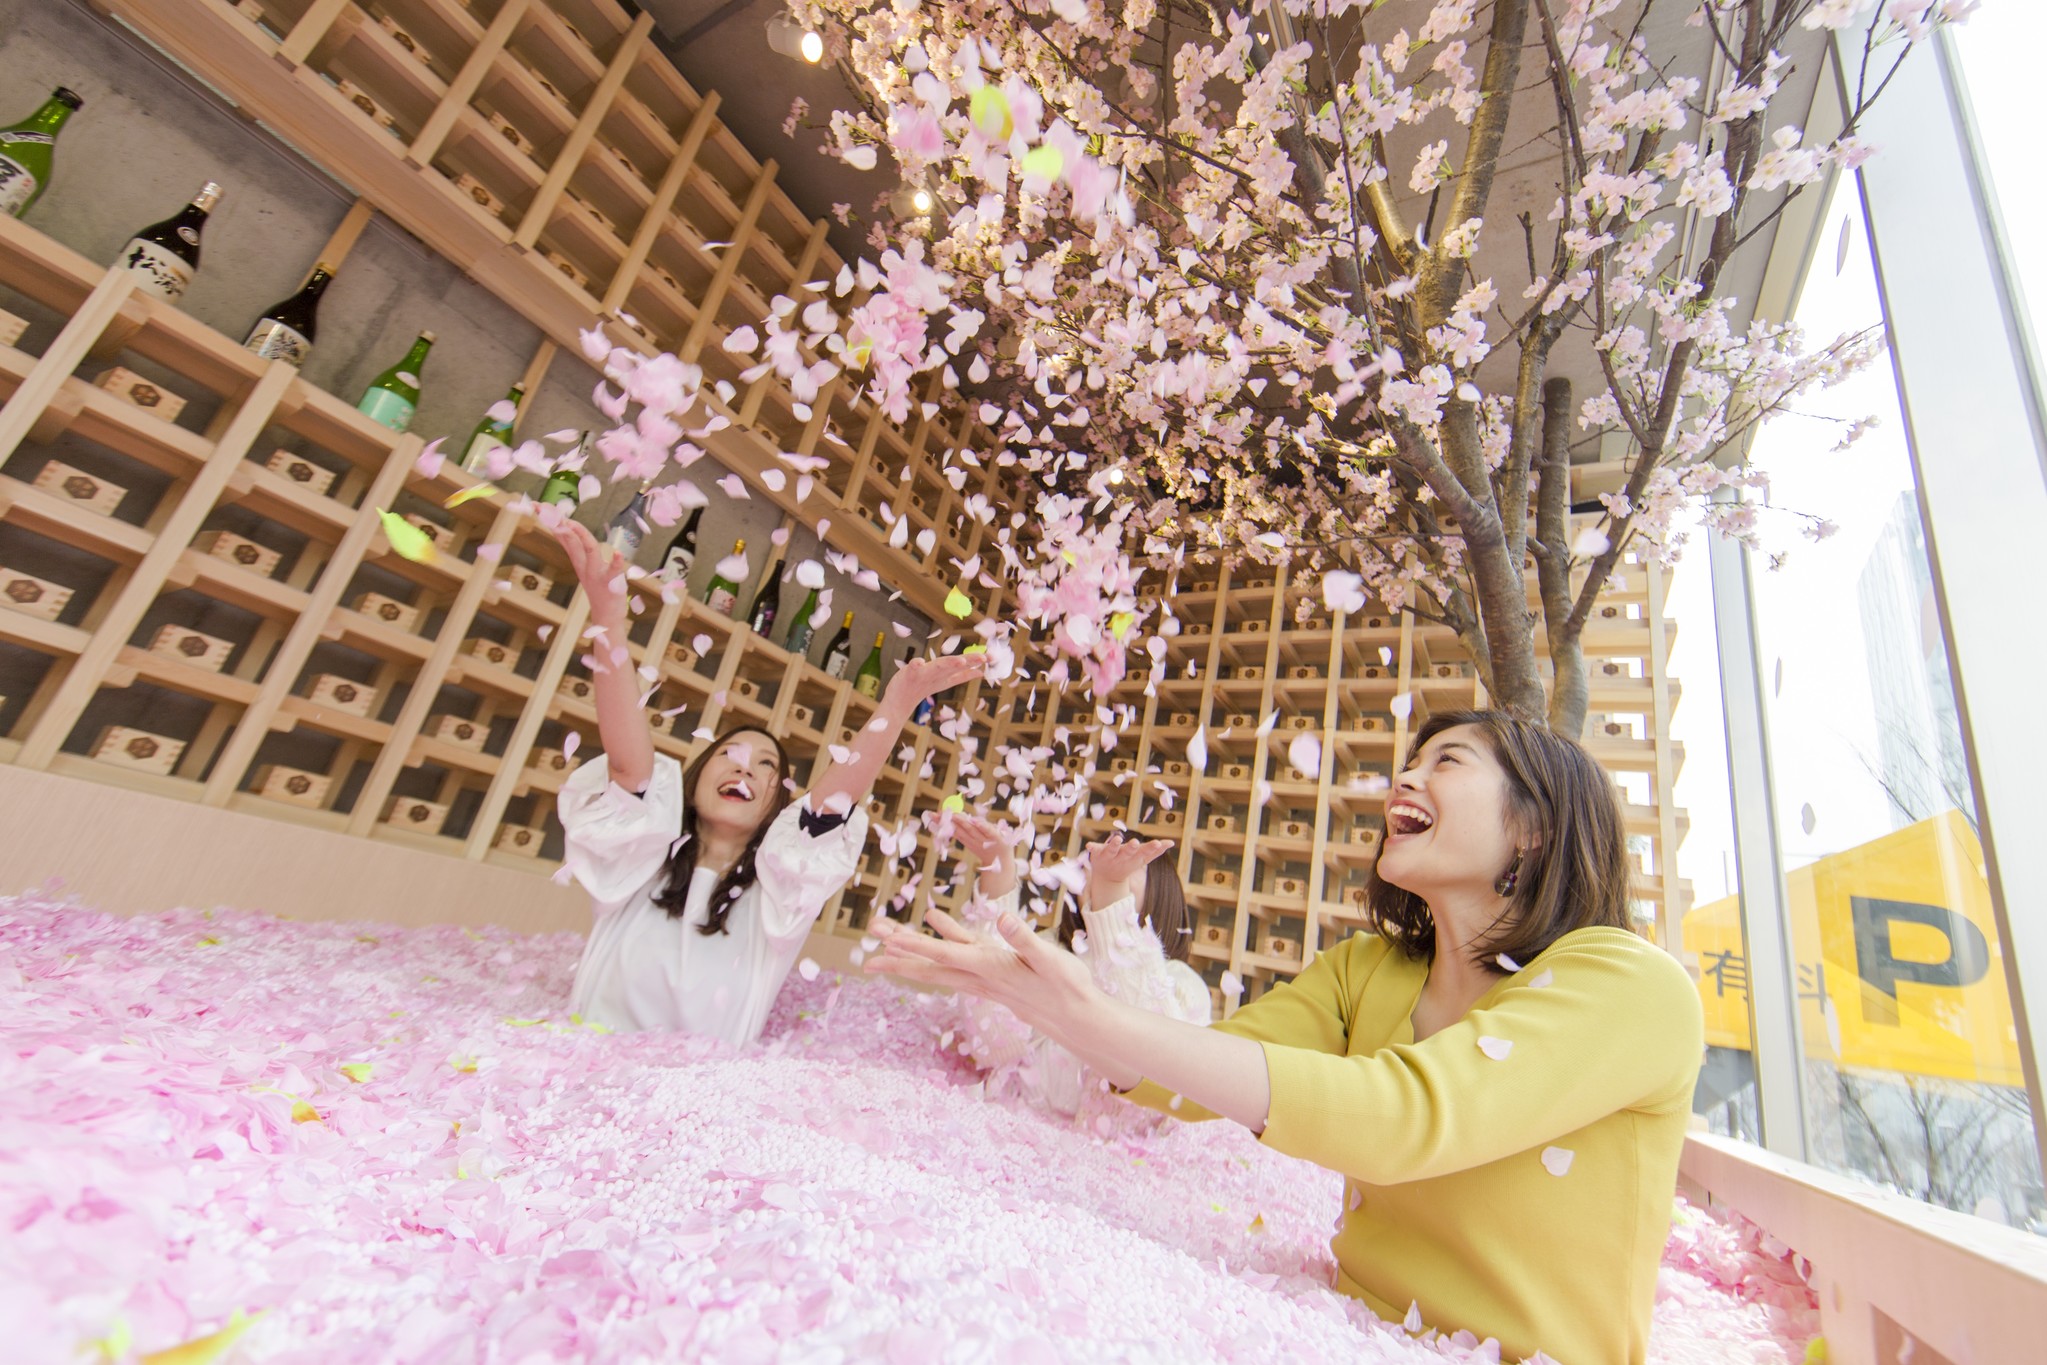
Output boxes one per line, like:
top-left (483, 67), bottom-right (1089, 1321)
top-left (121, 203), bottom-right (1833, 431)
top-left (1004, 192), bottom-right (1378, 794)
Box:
top-left (718, 778), bottom-right (756, 803)
top-left (1386, 802), bottom-right (1435, 839)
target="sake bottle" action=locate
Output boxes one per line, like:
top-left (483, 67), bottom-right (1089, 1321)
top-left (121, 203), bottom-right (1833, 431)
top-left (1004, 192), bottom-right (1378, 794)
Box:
top-left (854, 632), bottom-right (886, 699)
top-left (243, 263), bottom-right (334, 368)
top-left (820, 610), bottom-right (855, 678)
top-left (655, 505), bottom-right (703, 581)
top-left (118, 182), bottom-right (221, 303)
top-left (783, 584), bottom-right (822, 654)
top-left (538, 432), bottom-right (589, 505)
top-left (704, 538), bottom-right (745, 614)
top-left (0, 88), bottom-right (84, 218)
top-left (358, 331), bottom-right (434, 432)
top-left (606, 488), bottom-right (649, 557)
top-left (745, 550), bottom-right (787, 637)
top-left (460, 381), bottom-right (524, 473)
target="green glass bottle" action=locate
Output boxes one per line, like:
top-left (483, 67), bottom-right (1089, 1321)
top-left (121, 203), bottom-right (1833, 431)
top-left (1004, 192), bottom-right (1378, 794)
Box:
top-left (539, 432), bottom-right (589, 505)
top-left (459, 381), bottom-right (524, 473)
top-left (820, 610), bottom-right (855, 678)
top-left (854, 631), bottom-right (886, 699)
top-left (783, 585), bottom-right (822, 654)
top-left (357, 330), bottom-right (435, 432)
top-left (704, 538), bottom-right (745, 614)
top-left (0, 88), bottom-right (84, 219)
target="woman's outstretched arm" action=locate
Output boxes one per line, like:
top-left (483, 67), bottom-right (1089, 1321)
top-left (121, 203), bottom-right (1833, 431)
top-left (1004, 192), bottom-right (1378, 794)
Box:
top-left (869, 908), bottom-right (1273, 1130)
top-left (806, 654), bottom-right (983, 815)
top-left (553, 518), bottom-right (655, 793)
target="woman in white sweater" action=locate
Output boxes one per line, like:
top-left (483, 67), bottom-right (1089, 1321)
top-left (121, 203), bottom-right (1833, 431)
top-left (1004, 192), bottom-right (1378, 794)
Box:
top-left (946, 817), bottom-right (1212, 1116)
top-left (550, 517), bottom-right (983, 1047)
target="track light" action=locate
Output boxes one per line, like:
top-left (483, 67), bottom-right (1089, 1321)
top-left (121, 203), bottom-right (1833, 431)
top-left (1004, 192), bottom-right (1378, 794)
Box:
top-left (765, 15), bottom-right (823, 63)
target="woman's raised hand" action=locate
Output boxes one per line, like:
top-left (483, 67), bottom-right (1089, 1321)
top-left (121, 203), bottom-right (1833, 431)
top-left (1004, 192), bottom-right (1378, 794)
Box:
top-left (866, 907), bottom-right (1094, 1029)
top-left (945, 811), bottom-right (1010, 865)
top-left (552, 518), bottom-right (630, 629)
top-left (883, 652), bottom-right (986, 711)
top-left (1085, 832), bottom-right (1173, 907)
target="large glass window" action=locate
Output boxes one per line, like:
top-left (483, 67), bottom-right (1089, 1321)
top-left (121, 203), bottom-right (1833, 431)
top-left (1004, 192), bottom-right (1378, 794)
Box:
top-left (1664, 521), bottom-right (1754, 1143)
top-left (1951, 10), bottom-right (2047, 383)
top-left (1736, 173), bottom-right (2041, 1231)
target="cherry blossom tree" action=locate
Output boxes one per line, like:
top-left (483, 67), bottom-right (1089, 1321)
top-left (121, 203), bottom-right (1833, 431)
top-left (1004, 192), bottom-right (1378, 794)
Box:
top-left (720, 0), bottom-right (1969, 735)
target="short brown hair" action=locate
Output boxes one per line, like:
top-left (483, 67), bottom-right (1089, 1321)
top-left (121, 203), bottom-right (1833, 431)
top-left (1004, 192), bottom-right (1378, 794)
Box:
top-left (1363, 709), bottom-right (1633, 970)
top-left (1060, 849), bottom-right (1194, 964)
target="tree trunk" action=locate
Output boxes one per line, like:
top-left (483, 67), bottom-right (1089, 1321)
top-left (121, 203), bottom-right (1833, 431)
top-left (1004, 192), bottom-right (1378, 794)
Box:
top-left (1536, 378), bottom-right (1590, 738)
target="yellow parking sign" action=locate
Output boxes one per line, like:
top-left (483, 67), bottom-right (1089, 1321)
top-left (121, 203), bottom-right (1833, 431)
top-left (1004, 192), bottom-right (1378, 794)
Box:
top-left (1680, 811), bottom-right (2023, 1086)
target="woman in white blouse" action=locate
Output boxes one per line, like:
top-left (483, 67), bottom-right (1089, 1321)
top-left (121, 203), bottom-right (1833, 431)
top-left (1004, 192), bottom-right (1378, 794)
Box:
top-left (550, 518), bottom-right (984, 1047)
top-left (947, 818), bottom-right (1212, 1116)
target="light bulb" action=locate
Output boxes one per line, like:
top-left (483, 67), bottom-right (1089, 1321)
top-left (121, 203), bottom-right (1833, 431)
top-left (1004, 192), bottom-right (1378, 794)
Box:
top-left (1108, 468), bottom-right (1125, 485)
top-left (911, 188), bottom-right (933, 213)
top-left (800, 30), bottom-right (824, 62)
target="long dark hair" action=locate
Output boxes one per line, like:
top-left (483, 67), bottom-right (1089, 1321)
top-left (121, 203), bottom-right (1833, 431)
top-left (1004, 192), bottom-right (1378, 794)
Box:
top-left (1363, 709), bottom-right (1632, 971)
top-left (653, 725), bottom-right (794, 935)
top-left (1058, 851), bottom-right (1194, 964)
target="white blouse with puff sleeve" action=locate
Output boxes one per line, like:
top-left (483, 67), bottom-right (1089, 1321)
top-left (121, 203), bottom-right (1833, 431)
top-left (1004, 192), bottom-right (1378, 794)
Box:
top-left (558, 751), bottom-right (869, 1047)
top-left (962, 886), bottom-right (1213, 1117)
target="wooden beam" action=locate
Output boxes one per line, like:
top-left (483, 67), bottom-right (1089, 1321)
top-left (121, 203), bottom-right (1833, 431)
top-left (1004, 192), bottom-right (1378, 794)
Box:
top-left (512, 12), bottom-right (654, 249)
top-left (18, 361), bottom-right (296, 769)
top-left (408, 0), bottom-right (530, 167)
top-left (600, 89), bottom-right (723, 315)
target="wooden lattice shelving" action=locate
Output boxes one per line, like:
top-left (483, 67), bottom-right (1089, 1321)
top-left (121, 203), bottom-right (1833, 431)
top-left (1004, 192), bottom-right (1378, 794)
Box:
top-left (978, 536), bottom-right (1690, 1019)
top-left (0, 203), bottom-right (996, 933)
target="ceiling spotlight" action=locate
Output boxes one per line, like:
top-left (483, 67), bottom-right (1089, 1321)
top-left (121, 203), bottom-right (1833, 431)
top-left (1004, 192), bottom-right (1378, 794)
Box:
top-left (911, 187), bottom-right (933, 214)
top-left (765, 15), bottom-right (823, 63)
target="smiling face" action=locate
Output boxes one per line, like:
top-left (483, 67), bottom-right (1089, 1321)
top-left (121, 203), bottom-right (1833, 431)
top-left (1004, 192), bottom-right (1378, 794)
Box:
top-left (690, 729), bottom-right (786, 838)
top-left (1376, 724), bottom-right (1526, 905)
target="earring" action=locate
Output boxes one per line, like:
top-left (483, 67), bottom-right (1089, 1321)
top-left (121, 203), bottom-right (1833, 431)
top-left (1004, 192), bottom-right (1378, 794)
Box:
top-left (1494, 853), bottom-right (1523, 898)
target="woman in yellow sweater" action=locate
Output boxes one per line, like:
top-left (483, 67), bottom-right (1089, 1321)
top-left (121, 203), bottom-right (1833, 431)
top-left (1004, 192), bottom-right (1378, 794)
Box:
top-left (868, 710), bottom-right (1703, 1365)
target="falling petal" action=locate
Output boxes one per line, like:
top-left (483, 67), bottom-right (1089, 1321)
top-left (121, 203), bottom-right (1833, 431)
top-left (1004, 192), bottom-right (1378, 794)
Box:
top-left (1476, 1035), bottom-right (1513, 1061)
top-left (944, 586), bottom-right (973, 618)
top-left (377, 509), bottom-right (439, 564)
top-left (1187, 726), bottom-right (1208, 772)
top-left (141, 1310), bottom-right (262, 1365)
top-left (444, 482), bottom-right (500, 508)
top-left (1287, 732), bottom-right (1323, 780)
top-left (563, 732), bottom-right (581, 761)
top-left (1541, 1146), bottom-right (1575, 1177)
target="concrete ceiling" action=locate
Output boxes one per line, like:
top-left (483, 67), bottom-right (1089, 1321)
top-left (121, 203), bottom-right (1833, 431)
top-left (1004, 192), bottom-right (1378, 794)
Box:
top-left (641, 2), bottom-right (1832, 463)
top-left (640, 0), bottom-right (891, 263)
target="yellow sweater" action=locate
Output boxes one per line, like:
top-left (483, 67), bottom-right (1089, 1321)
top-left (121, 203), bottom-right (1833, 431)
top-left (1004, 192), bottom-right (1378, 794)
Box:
top-left (1127, 927), bottom-right (1702, 1365)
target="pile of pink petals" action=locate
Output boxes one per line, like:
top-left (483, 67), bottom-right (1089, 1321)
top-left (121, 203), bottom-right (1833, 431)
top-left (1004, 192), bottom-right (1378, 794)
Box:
top-left (0, 891), bottom-right (1818, 1363)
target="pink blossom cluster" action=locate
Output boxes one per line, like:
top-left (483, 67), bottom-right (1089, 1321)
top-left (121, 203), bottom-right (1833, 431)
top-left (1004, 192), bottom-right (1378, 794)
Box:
top-left (3, 891), bottom-right (1821, 1363)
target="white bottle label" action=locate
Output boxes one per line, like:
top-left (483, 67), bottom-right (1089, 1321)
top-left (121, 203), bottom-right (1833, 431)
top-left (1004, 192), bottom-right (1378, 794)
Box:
top-left (825, 651), bottom-right (849, 679)
top-left (708, 586), bottom-right (737, 614)
top-left (245, 319), bottom-right (310, 367)
top-left (0, 155), bottom-right (39, 217)
top-left (119, 238), bottom-right (194, 303)
top-left (659, 546), bottom-right (695, 580)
